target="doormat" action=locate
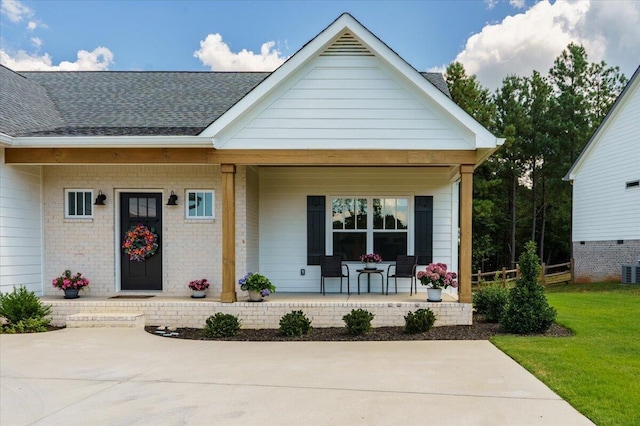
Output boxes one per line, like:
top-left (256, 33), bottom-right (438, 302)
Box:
top-left (109, 295), bottom-right (155, 299)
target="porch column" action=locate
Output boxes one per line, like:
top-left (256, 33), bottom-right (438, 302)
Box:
top-left (459, 165), bottom-right (474, 304)
top-left (221, 164), bottom-right (237, 303)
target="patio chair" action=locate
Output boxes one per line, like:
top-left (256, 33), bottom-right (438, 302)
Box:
top-left (320, 255), bottom-right (350, 295)
top-left (386, 255), bottom-right (417, 295)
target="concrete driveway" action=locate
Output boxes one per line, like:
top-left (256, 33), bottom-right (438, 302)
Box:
top-left (1, 328), bottom-right (592, 425)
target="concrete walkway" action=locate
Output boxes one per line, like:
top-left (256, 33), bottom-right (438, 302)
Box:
top-left (1, 328), bottom-right (593, 425)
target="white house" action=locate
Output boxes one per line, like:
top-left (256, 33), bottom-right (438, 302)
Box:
top-left (0, 14), bottom-right (502, 304)
top-left (565, 65), bottom-right (640, 282)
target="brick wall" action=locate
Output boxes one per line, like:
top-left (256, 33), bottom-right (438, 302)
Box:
top-left (573, 239), bottom-right (640, 282)
top-left (43, 165), bottom-right (234, 297)
top-left (45, 299), bottom-right (473, 328)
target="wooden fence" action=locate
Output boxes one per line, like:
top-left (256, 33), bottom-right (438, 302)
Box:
top-left (472, 259), bottom-right (573, 289)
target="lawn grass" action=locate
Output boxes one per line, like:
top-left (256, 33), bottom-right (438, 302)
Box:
top-left (491, 282), bottom-right (640, 426)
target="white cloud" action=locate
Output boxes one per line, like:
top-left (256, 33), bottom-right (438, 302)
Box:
top-left (0, 47), bottom-right (114, 71)
top-left (510, 0), bottom-right (526, 9)
top-left (0, 0), bottom-right (32, 23)
top-left (194, 33), bottom-right (287, 71)
top-left (455, 0), bottom-right (640, 90)
top-left (30, 37), bottom-right (42, 48)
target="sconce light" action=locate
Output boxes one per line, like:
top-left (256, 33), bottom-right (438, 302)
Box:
top-left (167, 191), bottom-right (178, 206)
top-left (94, 190), bottom-right (106, 205)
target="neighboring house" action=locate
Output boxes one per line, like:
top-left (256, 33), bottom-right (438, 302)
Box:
top-left (0, 13), bottom-right (502, 303)
top-left (565, 65), bottom-right (640, 282)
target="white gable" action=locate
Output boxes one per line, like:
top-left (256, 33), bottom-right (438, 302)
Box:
top-left (201, 14), bottom-right (500, 153)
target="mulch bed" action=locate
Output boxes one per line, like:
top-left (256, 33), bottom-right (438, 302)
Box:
top-left (144, 315), bottom-right (572, 341)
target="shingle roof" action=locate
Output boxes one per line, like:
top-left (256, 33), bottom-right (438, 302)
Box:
top-left (1, 68), bottom-right (451, 137)
top-left (0, 65), bottom-right (66, 136)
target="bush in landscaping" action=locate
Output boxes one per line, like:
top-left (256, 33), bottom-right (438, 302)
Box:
top-left (500, 241), bottom-right (557, 334)
top-left (204, 313), bottom-right (241, 338)
top-left (279, 310), bottom-right (312, 336)
top-left (0, 286), bottom-right (52, 333)
top-left (343, 308), bottom-right (374, 335)
top-left (473, 285), bottom-right (509, 323)
top-left (404, 308), bottom-right (436, 333)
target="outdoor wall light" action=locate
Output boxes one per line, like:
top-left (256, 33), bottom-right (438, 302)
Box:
top-left (94, 190), bottom-right (106, 205)
top-left (167, 191), bottom-right (178, 206)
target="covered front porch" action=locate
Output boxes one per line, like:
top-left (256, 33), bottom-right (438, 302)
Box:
top-left (43, 290), bottom-right (471, 329)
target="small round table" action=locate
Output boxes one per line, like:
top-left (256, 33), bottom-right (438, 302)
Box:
top-left (356, 268), bottom-right (385, 294)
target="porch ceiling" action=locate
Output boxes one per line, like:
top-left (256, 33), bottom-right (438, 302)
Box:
top-left (4, 147), bottom-right (478, 166)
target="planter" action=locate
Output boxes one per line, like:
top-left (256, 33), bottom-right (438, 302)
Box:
top-left (427, 288), bottom-right (442, 302)
top-left (247, 290), bottom-right (263, 302)
top-left (365, 262), bottom-right (377, 270)
top-left (63, 288), bottom-right (80, 299)
top-left (191, 290), bottom-right (206, 299)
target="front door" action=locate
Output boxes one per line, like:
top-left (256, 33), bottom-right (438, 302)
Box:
top-left (120, 192), bottom-right (162, 291)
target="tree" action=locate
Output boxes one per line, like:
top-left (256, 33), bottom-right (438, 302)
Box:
top-left (500, 241), bottom-right (556, 334)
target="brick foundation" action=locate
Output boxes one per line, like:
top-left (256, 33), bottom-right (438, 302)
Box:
top-left (573, 239), bottom-right (640, 282)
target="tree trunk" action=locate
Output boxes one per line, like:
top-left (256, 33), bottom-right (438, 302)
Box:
top-left (531, 161), bottom-right (537, 243)
top-left (510, 171), bottom-right (517, 266)
top-left (540, 176), bottom-right (547, 261)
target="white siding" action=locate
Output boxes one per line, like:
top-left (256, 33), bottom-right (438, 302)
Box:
top-left (573, 79), bottom-right (640, 241)
top-left (246, 166), bottom-right (260, 273)
top-left (0, 147), bottom-right (43, 295)
top-left (259, 167), bottom-right (457, 293)
top-left (217, 56), bottom-right (473, 150)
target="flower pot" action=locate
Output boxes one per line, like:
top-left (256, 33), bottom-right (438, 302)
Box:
top-left (365, 262), bottom-right (376, 270)
top-left (191, 290), bottom-right (206, 299)
top-left (63, 288), bottom-right (80, 299)
top-left (427, 288), bottom-right (442, 302)
top-left (247, 290), bottom-right (263, 302)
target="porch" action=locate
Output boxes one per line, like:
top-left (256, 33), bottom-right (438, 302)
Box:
top-left (42, 291), bottom-right (472, 329)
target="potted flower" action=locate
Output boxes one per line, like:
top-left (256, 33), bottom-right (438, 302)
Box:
top-left (188, 278), bottom-right (210, 299)
top-left (360, 253), bottom-right (382, 269)
top-left (239, 272), bottom-right (276, 302)
top-left (416, 263), bottom-right (457, 302)
top-left (52, 270), bottom-right (90, 299)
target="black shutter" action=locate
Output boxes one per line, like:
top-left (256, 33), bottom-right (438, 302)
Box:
top-left (307, 196), bottom-right (326, 265)
top-left (415, 196), bottom-right (433, 265)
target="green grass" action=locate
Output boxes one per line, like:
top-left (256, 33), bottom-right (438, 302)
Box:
top-left (492, 282), bottom-right (640, 426)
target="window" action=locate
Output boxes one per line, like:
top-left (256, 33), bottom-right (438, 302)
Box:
top-left (65, 189), bottom-right (93, 218)
top-left (331, 196), bottom-right (408, 261)
top-left (186, 190), bottom-right (214, 219)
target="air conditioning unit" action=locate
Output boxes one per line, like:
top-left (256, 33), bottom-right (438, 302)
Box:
top-left (622, 265), bottom-right (640, 284)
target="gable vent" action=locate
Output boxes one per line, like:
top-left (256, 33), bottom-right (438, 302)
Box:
top-left (321, 32), bottom-right (373, 56)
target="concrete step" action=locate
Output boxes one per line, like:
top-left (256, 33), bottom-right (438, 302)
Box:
top-left (66, 312), bottom-right (145, 328)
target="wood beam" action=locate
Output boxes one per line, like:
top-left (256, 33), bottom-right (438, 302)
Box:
top-left (220, 164), bottom-right (237, 303)
top-left (459, 164), bottom-right (474, 304)
top-left (5, 148), bottom-right (477, 166)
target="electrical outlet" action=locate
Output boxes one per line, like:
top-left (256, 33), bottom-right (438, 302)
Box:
top-left (300, 269), bottom-right (306, 276)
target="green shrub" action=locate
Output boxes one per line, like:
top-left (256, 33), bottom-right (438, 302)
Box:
top-left (204, 313), bottom-right (241, 338)
top-left (473, 285), bottom-right (509, 323)
top-left (0, 286), bottom-right (52, 326)
top-left (342, 308), bottom-right (374, 335)
top-left (404, 308), bottom-right (436, 333)
top-left (500, 241), bottom-right (557, 334)
top-left (4, 317), bottom-right (51, 334)
top-left (279, 310), bottom-right (312, 336)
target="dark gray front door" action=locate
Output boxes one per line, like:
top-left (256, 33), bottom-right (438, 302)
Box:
top-left (120, 192), bottom-right (162, 291)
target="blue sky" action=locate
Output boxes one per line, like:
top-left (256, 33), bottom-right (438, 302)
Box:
top-left (1, 0), bottom-right (638, 90)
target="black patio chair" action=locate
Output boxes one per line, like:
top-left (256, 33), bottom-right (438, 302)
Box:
top-left (320, 255), bottom-right (350, 295)
top-left (386, 255), bottom-right (417, 295)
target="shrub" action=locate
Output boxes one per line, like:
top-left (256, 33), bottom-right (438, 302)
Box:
top-left (279, 310), bottom-right (312, 336)
top-left (500, 241), bottom-right (557, 334)
top-left (3, 317), bottom-right (51, 334)
top-left (205, 313), bottom-right (241, 338)
top-left (404, 308), bottom-right (436, 333)
top-left (473, 285), bottom-right (509, 323)
top-left (343, 308), bottom-right (374, 335)
top-left (0, 286), bottom-right (52, 326)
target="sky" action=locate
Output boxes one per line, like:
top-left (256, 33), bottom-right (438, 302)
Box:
top-left (1, 0), bottom-right (638, 90)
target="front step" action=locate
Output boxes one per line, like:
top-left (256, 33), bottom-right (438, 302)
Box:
top-left (66, 312), bottom-right (145, 328)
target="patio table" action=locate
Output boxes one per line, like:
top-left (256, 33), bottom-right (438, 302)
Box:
top-left (356, 268), bottom-right (385, 294)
